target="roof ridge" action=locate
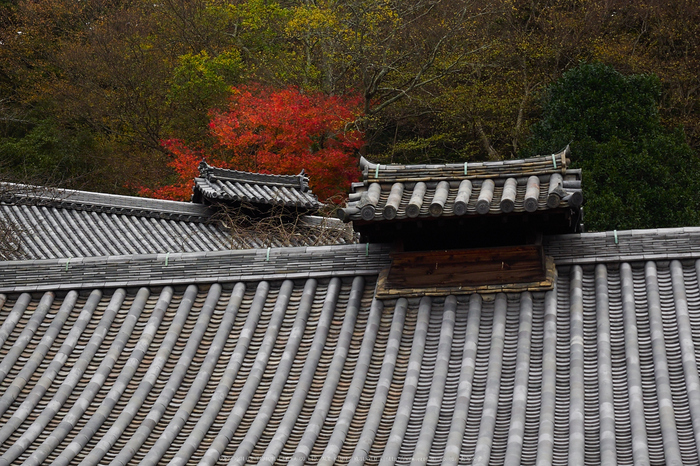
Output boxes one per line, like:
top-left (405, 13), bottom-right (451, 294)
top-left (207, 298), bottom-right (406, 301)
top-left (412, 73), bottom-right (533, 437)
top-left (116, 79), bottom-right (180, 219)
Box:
top-left (545, 226), bottom-right (700, 264)
top-left (0, 183), bottom-right (214, 221)
top-left (0, 243), bottom-right (391, 293)
top-left (4, 225), bottom-right (700, 293)
top-left (198, 161), bottom-right (310, 190)
top-left (361, 146), bottom-right (571, 183)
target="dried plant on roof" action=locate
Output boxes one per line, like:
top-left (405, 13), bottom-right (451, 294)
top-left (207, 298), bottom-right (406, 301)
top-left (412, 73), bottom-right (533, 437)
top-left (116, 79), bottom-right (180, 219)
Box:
top-left (0, 217), bottom-right (24, 260)
top-left (210, 202), bottom-right (357, 249)
top-left (0, 183), bottom-right (59, 260)
top-left (0, 174), bottom-right (82, 259)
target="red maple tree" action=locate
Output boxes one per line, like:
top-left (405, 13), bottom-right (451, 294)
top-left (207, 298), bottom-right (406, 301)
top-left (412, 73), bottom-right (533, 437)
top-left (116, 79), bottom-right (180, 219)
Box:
top-left (140, 85), bottom-right (365, 202)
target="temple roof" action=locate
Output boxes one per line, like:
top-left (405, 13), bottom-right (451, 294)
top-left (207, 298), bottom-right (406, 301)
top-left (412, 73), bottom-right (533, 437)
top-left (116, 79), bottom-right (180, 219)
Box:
top-left (192, 162), bottom-right (322, 212)
top-left (1, 164), bottom-right (700, 465)
top-left (337, 148), bottom-right (582, 225)
top-left (1, 230), bottom-right (700, 465)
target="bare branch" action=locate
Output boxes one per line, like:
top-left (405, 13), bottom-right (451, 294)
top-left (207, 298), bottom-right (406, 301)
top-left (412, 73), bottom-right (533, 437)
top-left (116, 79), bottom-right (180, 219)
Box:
top-left (209, 201), bottom-right (356, 249)
top-left (475, 120), bottom-right (500, 160)
top-left (368, 43), bottom-right (489, 115)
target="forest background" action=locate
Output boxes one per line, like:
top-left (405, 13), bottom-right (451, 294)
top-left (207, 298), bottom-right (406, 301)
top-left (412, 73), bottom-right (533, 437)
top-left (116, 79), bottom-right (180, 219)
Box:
top-left (1, 0), bottom-right (699, 230)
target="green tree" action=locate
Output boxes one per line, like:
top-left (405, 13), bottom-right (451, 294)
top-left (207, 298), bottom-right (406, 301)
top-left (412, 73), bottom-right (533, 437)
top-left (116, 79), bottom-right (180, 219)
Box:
top-left (525, 62), bottom-right (700, 231)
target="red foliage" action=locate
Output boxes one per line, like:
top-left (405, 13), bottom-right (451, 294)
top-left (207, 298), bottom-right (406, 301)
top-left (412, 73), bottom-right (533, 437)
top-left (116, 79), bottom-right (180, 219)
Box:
top-left (140, 85), bottom-right (364, 202)
top-left (137, 139), bottom-right (205, 200)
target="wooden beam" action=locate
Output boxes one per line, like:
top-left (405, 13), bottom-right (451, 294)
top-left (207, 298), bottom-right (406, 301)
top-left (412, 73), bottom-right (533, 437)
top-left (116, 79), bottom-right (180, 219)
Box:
top-left (376, 256), bottom-right (556, 298)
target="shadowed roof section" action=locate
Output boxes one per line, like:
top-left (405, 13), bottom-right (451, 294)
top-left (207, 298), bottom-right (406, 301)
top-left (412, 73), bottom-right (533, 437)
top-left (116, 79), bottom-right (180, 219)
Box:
top-left (192, 161), bottom-right (322, 211)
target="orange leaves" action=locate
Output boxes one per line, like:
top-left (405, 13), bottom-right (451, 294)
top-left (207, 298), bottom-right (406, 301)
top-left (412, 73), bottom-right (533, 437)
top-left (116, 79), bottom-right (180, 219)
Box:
top-left (140, 84), bottom-right (365, 202)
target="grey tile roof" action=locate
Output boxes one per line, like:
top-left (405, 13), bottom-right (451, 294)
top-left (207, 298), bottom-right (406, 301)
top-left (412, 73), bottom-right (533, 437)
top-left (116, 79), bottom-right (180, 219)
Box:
top-left (337, 149), bottom-right (583, 222)
top-left (193, 162), bottom-right (322, 210)
top-left (1, 249), bottom-right (700, 464)
top-left (0, 203), bottom-right (230, 259)
top-left (0, 224), bottom-right (699, 465)
top-left (545, 227), bottom-right (700, 264)
top-left (0, 186), bottom-right (351, 259)
top-left (3, 180), bottom-right (700, 465)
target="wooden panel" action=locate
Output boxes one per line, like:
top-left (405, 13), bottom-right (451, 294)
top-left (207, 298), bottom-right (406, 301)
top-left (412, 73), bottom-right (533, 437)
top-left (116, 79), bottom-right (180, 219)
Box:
top-left (375, 256), bottom-right (556, 298)
top-left (386, 245), bottom-right (546, 288)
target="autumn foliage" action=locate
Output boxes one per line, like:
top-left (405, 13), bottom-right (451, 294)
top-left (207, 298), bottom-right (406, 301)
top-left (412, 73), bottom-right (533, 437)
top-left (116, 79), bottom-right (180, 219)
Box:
top-left (139, 85), bottom-right (364, 201)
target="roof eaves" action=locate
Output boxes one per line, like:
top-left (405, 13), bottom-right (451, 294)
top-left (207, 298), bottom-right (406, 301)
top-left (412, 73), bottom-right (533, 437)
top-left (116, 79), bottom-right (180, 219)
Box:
top-left (340, 149), bottom-right (582, 223)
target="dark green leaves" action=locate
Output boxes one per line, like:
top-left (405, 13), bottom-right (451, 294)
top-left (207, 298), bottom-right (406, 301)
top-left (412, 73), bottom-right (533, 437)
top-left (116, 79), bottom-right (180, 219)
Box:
top-left (525, 63), bottom-right (700, 231)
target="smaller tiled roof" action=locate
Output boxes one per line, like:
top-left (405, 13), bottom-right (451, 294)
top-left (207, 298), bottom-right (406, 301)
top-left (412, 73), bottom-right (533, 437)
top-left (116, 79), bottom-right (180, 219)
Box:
top-left (0, 184), bottom-right (351, 260)
top-left (193, 161), bottom-right (322, 211)
top-left (337, 147), bottom-right (582, 222)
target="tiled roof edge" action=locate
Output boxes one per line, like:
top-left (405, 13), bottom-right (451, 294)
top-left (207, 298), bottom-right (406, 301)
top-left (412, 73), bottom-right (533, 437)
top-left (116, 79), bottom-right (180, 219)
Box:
top-left (0, 243), bottom-right (391, 293)
top-left (545, 226), bottom-right (700, 264)
top-left (193, 178), bottom-right (322, 209)
top-left (0, 183), bottom-right (214, 221)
